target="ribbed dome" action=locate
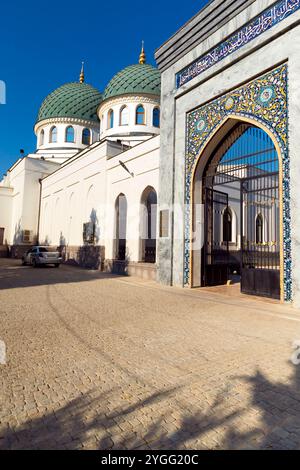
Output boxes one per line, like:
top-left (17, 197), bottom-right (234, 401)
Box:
top-left (36, 82), bottom-right (102, 124)
top-left (103, 64), bottom-right (161, 101)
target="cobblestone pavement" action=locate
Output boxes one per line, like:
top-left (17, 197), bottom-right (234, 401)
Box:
top-left (1, 258), bottom-right (300, 450)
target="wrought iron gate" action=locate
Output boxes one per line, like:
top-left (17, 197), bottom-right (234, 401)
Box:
top-left (202, 123), bottom-right (280, 299)
top-left (241, 171), bottom-right (280, 299)
top-left (203, 188), bottom-right (229, 286)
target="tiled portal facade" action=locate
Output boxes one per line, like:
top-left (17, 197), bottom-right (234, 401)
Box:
top-left (184, 64), bottom-right (291, 301)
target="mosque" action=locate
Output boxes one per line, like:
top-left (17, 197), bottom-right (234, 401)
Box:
top-left (1, 0), bottom-right (300, 306)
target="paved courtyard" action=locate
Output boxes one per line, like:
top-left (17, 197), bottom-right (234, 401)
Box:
top-left (1, 258), bottom-right (300, 450)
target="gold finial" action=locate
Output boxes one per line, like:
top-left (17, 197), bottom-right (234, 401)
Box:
top-left (79, 61), bottom-right (85, 83)
top-left (139, 41), bottom-right (146, 64)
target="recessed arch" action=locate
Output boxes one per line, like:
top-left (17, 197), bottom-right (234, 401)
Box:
top-left (108, 109), bottom-right (114, 129)
top-left (136, 104), bottom-right (145, 125)
top-left (115, 193), bottom-right (127, 260)
top-left (153, 107), bottom-right (160, 127)
top-left (49, 126), bottom-right (57, 143)
top-left (65, 125), bottom-right (75, 143)
top-left (140, 186), bottom-right (157, 263)
top-left (120, 105), bottom-right (129, 126)
top-left (255, 213), bottom-right (264, 244)
top-left (82, 128), bottom-right (91, 145)
top-left (39, 129), bottom-right (45, 146)
top-left (222, 206), bottom-right (232, 243)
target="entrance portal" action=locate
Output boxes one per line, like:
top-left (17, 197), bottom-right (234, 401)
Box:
top-left (202, 123), bottom-right (280, 299)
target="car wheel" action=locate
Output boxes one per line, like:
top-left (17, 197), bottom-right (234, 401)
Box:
top-left (21, 259), bottom-right (26, 266)
top-left (54, 264), bottom-right (60, 268)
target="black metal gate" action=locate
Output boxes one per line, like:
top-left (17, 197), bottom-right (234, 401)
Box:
top-left (202, 123), bottom-right (280, 299)
top-left (203, 188), bottom-right (229, 286)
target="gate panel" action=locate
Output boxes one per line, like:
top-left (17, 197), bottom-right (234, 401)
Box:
top-left (202, 124), bottom-right (280, 299)
top-left (241, 170), bottom-right (280, 299)
top-left (203, 188), bottom-right (229, 286)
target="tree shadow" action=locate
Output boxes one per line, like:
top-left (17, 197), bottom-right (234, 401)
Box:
top-left (1, 360), bottom-right (300, 449)
top-left (0, 387), bottom-right (180, 450)
top-left (221, 364), bottom-right (300, 449)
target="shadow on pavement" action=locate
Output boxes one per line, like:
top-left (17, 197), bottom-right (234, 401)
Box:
top-left (1, 365), bottom-right (300, 449)
top-left (0, 259), bottom-right (123, 291)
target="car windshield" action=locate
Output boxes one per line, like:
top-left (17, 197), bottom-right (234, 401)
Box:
top-left (39, 248), bottom-right (49, 253)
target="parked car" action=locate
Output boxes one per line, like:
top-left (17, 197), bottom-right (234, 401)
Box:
top-left (22, 246), bottom-right (62, 268)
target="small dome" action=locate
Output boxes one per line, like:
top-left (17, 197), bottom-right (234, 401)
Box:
top-left (103, 64), bottom-right (161, 101)
top-left (36, 82), bottom-right (102, 124)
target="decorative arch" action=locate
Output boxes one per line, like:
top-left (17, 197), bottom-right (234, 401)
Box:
top-left (120, 106), bottom-right (129, 126)
top-left (256, 213), bottom-right (264, 244)
top-left (185, 64), bottom-right (290, 301)
top-left (82, 128), bottom-right (91, 145)
top-left (136, 105), bottom-right (145, 125)
top-left (222, 207), bottom-right (232, 243)
top-left (49, 126), bottom-right (57, 143)
top-left (65, 126), bottom-right (74, 143)
top-left (39, 129), bottom-right (45, 146)
top-left (153, 107), bottom-right (160, 127)
top-left (108, 109), bottom-right (114, 129)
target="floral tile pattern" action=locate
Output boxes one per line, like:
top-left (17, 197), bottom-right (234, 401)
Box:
top-left (184, 64), bottom-right (291, 301)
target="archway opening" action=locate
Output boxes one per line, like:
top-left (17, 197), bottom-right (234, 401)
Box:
top-left (115, 194), bottom-right (127, 261)
top-left (140, 187), bottom-right (157, 263)
top-left (192, 120), bottom-right (280, 300)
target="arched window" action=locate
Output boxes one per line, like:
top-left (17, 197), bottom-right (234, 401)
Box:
top-left (153, 107), bottom-right (160, 127)
top-left (120, 106), bottom-right (129, 126)
top-left (82, 128), bottom-right (91, 145)
top-left (49, 126), bottom-right (57, 143)
top-left (65, 126), bottom-right (74, 143)
top-left (256, 214), bottom-right (264, 244)
top-left (136, 105), bottom-right (145, 125)
top-left (39, 129), bottom-right (44, 146)
top-left (108, 110), bottom-right (114, 129)
top-left (223, 208), bottom-right (232, 243)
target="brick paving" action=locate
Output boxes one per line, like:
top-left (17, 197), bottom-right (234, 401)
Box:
top-left (1, 258), bottom-right (300, 449)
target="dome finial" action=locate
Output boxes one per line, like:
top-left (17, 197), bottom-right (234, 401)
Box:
top-left (79, 61), bottom-right (85, 83)
top-left (139, 41), bottom-right (146, 64)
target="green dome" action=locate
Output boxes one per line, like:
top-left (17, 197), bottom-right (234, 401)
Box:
top-left (103, 64), bottom-right (161, 100)
top-left (36, 82), bottom-right (102, 124)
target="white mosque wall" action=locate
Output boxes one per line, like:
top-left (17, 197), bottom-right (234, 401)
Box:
top-left (39, 140), bottom-right (118, 247)
top-left (39, 136), bottom-right (160, 264)
top-left (0, 157), bottom-right (60, 247)
top-left (105, 136), bottom-right (160, 263)
top-left (0, 186), bottom-right (13, 245)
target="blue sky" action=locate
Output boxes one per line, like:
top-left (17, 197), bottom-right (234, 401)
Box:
top-left (0, 0), bottom-right (209, 178)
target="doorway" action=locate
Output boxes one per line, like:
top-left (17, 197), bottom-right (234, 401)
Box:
top-left (201, 123), bottom-right (280, 299)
